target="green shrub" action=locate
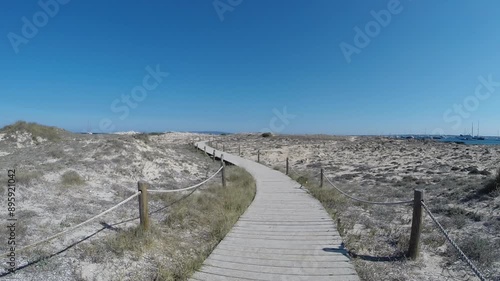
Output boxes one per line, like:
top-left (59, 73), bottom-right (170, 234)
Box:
top-left (261, 132), bottom-right (273, 138)
top-left (61, 171), bottom-right (85, 186)
top-left (296, 175), bottom-right (309, 186)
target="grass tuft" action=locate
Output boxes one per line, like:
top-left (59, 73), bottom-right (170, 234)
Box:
top-left (16, 170), bottom-right (43, 186)
top-left (446, 235), bottom-right (499, 268)
top-left (476, 168), bottom-right (500, 197)
top-left (61, 170), bottom-right (85, 186)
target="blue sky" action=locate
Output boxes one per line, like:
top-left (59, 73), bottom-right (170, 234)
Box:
top-left (1, 0), bottom-right (499, 135)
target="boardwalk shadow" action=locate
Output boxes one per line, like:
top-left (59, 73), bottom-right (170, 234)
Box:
top-left (323, 243), bottom-right (405, 262)
top-left (347, 252), bottom-right (406, 262)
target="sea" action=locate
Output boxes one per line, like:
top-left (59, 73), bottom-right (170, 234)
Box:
top-left (437, 136), bottom-right (500, 145)
top-left (392, 135), bottom-right (500, 145)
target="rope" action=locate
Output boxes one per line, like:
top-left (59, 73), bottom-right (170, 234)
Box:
top-left (290, 166), bottom-right (303, 177)
top-left (421, 201), bottom-right (487, 281)
top-left (290, 166), bottom-right (321, 179)
top-left (95, 166), bottom-right (219, 228)
top-left (148, 183), bottom-right (200, 216)
top-left (149, 166), bottom-right (223, 194)
top-left (325, 176), bottom-right (413, 205)
top-left (1, 192), bottom-right (140, 256)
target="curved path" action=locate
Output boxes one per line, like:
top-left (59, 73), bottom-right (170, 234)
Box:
top-left (190, 141), bottom-right (360, 281)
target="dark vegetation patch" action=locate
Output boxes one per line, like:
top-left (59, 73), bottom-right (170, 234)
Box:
top-left (133, 133), bottom-right (150, 143)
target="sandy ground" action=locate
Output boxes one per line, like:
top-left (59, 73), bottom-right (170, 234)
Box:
top-left (0, 129), bottom-right (220, 280)
top-left (217, 134), bottom-right (500, 281)
top-left (1, 129), bottom-right (498, 280)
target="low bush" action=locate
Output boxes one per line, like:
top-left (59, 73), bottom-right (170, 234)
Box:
top-left (61, 170), bottom-right (85, 186)
top-left (478, 168), bottom-right (500, 196)
top-left (446, 236), bottom-right (499, 268)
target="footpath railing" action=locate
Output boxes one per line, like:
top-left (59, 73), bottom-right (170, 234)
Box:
top-left (1, 148), bottom-right (226, 264)
top-left (213, 141), bottom-right (487, 281)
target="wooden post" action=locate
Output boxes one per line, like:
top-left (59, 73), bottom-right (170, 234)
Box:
top-left (320, 168), bottom-right (324, 187)
top-left (138, 181), bottom-right (150, 231)
top-left (258, 150), bottom-right (260, 163)
top-left (221, 154), bottom-right (226, 187)
top-left (216, 142), bottom-right (218, 149)
top-left (286, 157), bottom-right (289, 175)
top-left (204, 146), bottom-right (206, 155)
top-left (223, 144), bottom-right (225, 151)
top-left (238, 144), bottom-right (241, 156)
top-left (408, 189), bottom-right (424, 259)
top-left (212, 149), bottom-right (216, 162)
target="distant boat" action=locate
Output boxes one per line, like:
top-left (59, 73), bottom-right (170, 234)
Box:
top-left (472, 121), bottom-right (485, 140)
top-left (459, 134), bottom-right (473, 140)
top-left (87, 121), bottom-right (93, 135)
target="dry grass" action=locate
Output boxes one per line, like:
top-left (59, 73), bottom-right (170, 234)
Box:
top-left (1, 121), bottom-right (65, 142)
top-left (212, 135), bottom-right (500, 280)
top-left (479, 168), bottom-right (500, 196)
top-left (16, 170), bottom-right (43, 186)
top-left (48, 148), bottom-right (65, 158)
top-left (78, 166), bottom-right (256, 281)
top-left (61, 170), bottom-right (85, 186)
top-left (444, 235), bottom-right (500, 269)
top-left (157, 166), bottom-right (256, 280)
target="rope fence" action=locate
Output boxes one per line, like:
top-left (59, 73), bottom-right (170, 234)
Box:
top-left (215, 141), bottom-right (489, 281)
top-left (325, 177), bottom-right (414, 205)
top-left (2, 145), bottom-right (227, 267)
top-left (421, 201), bottom-right (486, 281)
top-left (1, 191), bottom-right (140, 257)
top-left (149, 166), bottom-right (223, 194)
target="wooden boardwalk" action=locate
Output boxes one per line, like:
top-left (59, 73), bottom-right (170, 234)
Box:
top-left (191, 141), bottom-right (360, 281)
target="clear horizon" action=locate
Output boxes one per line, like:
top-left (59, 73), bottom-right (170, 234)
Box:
top-left (1, 1), bottom-right (499, 136)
